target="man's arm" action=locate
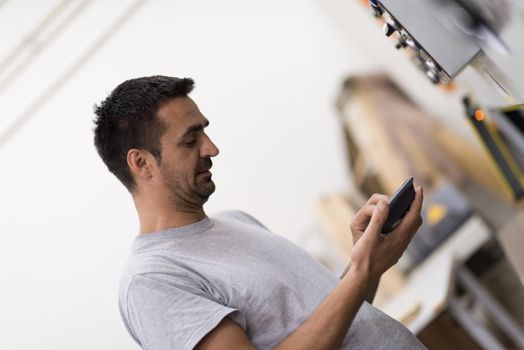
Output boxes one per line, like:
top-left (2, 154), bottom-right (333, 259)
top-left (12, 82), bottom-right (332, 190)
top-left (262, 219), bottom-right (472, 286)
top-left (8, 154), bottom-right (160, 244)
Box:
top-left (197, 266), bottom-right (370, 350)
top-left (196, 318), bottom-right (256, 350)
top-left (197, 265), bottom-right (372, 350)
top-left (340, 262), bottom-right (380, 304)
top-left (196, 187), bottom-right (424, 350)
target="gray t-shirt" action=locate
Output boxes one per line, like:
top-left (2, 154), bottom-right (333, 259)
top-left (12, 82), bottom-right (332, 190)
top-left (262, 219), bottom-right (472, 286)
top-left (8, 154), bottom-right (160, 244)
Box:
top-left (119, 210), bottom-right (426, 350)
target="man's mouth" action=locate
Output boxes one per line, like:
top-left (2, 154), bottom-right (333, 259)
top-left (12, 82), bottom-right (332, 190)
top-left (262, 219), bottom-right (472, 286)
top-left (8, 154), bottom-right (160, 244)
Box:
top-left (196, 159), bottom-right (213, 175)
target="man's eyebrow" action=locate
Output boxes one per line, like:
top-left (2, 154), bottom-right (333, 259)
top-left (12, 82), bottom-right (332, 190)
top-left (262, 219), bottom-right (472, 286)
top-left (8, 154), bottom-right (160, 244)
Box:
top-left (181, 120), bottom-right (210, 138)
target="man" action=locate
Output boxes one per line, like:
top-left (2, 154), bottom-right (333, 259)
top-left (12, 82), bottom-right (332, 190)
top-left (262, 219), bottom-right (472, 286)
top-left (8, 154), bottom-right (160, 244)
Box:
top-left (93, 76), bottom-right (426, 350)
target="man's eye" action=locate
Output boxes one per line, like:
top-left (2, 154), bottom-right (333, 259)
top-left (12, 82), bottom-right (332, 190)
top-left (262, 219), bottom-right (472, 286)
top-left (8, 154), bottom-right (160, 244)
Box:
top-left (185, 140), bottom-right (197, 147)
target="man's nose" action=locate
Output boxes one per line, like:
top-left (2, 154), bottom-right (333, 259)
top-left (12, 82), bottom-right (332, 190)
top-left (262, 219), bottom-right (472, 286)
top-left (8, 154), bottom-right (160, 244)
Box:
top-left (200, 133), bottom-right (219, 158)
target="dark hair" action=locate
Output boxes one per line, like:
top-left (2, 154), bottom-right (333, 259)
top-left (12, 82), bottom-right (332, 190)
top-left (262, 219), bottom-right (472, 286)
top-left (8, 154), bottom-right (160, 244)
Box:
top-left (93, 75), bottom-right (194, 192)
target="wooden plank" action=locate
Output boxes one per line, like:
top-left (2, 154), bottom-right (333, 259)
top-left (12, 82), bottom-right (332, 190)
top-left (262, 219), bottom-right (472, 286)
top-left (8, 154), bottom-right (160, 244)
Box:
top-left (432, 126), bottom-right (510, 200)
top-left (315, 194), bottom-right (355, 258)
top-left (338, 74), bottom-right (447, 195)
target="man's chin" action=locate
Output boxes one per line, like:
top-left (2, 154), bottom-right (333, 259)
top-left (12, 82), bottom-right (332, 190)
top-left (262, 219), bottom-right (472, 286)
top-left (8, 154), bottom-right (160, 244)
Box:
top-left (196, 181), bottom-right (216, 200)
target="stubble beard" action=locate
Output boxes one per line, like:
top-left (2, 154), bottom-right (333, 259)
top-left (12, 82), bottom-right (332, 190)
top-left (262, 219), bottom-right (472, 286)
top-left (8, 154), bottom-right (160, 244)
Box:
top-left (160, 162), bottom-right (215, 212)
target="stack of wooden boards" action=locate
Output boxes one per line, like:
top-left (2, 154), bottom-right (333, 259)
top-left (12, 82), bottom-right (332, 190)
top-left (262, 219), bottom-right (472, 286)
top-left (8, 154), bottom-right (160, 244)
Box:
top-left (335, 73), bottom-right (507, 197)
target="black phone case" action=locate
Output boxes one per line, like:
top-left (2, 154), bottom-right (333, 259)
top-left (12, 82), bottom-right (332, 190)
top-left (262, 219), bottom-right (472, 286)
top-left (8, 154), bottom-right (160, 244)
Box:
top-left (382, 177), bottom-right (416, 233)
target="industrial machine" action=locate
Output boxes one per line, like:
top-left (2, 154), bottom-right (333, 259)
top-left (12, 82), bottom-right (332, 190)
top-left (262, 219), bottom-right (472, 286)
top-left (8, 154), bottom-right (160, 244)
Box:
top-left (368, 0), bottom-right (524, 200)
top-left (369, 0), bottom-right (524, 102)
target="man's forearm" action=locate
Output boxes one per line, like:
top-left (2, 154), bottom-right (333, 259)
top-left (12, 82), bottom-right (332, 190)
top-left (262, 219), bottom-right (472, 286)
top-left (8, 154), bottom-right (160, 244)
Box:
top-left (273, 266), bottom-right (370, 350)
top-left (364, 277), bottom-right (380, 304)
top-left (340, 262), bottom-right (380, 304)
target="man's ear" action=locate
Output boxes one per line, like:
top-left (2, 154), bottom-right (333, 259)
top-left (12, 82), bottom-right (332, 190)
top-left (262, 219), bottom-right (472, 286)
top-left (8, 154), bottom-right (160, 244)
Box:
top-left (127, 148), bottom-right (156, 181)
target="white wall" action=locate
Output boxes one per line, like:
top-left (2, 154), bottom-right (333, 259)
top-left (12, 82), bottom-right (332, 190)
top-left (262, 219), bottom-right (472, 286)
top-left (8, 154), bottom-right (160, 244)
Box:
top-left (0, 1), bottom-right (370, 348)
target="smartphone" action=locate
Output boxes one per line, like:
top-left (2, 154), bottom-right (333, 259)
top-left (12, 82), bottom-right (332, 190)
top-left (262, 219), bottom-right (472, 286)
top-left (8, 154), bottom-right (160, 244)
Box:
top-left (381, 176), bottom-right (416, 234)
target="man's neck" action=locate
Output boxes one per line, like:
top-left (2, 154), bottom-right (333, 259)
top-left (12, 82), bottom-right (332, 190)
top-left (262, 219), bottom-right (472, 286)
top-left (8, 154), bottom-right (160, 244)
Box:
top-left (133, 194), bottom-right (207, 235)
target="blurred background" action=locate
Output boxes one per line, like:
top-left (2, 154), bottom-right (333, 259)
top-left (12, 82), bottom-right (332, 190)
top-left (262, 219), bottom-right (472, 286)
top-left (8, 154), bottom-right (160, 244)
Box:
top-left (1, 0), bottom-right (524, 349)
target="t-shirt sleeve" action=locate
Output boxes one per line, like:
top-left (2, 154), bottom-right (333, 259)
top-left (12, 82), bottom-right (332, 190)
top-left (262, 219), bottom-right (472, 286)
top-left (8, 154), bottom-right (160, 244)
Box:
top-left (125, 273), bottom-right (245, 350)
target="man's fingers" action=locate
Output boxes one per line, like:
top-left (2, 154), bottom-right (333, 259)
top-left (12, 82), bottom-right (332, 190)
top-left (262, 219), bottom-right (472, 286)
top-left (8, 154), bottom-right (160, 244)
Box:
top-left (363, 200), bottom-right (389, 241)
top-left (367, 193), bottom-right (390, 206)
top-left (351, 204), bottom-right (375, 232)
top-left (358, 188), bottom-right (422, 240)
top-left (356, 205), bottom-right (375, 220)
top-left (406, 186), bottom-right (423, 217)
top-left (393, 186), bottom-right (424, 236)
top-left (401, 186), bottom-right (424, 225)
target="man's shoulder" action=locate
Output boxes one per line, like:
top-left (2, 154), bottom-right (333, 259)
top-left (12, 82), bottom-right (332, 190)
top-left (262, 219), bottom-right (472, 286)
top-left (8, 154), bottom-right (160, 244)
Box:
top-left (211, 209), bottom-right (269, 230)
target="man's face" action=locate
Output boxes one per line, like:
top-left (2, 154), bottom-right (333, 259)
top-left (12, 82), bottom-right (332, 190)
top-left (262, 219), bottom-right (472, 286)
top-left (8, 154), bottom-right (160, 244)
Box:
top-left (154, 97), bottom-right (219, 211)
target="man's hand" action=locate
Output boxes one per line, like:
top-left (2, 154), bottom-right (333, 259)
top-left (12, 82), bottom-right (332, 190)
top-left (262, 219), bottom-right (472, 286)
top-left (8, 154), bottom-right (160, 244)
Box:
top-left (349, 187), bottom-right (424, 281)
top-left (350, 193), bottom-right (392, 246)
